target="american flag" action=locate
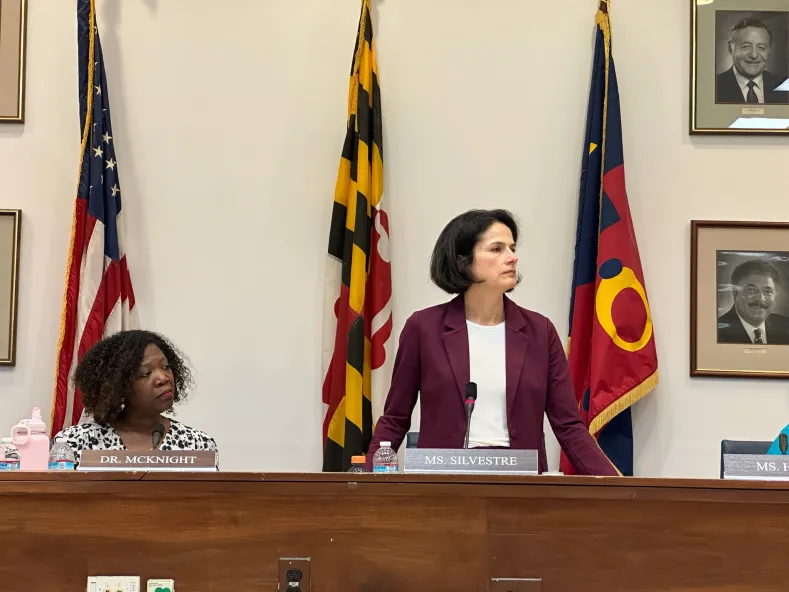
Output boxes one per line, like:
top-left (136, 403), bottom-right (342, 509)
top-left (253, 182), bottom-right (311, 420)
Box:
top-left (51, 0), bottom-right (138, 435)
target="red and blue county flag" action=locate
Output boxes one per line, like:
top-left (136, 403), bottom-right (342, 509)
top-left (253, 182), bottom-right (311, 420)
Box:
top-left (322, 0), bottom-right (393, 472)
top-left (559, 1), bottom-right (658, 477)
top-left (51, 0), bottom-right (138, 436)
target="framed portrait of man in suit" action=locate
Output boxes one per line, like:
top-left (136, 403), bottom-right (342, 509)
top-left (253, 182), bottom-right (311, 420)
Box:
top-left (0, 0), bottom-right (27, 123)
top-left (0, 210), bottom-right (20, 366)
top-left (691, 1), bottom-right (789, 135)
top-left (692, 221), bottom-right (789, 378)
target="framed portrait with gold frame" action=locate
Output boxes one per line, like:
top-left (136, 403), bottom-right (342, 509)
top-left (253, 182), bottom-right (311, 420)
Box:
top-left (691, 0), bottom-right (789, 135)
top-left (0, 210), bottom-right (20, 366)
top-left (691, 220), bottom-right (789, 379)
top-left (0, 0), bottom-right (27, 123)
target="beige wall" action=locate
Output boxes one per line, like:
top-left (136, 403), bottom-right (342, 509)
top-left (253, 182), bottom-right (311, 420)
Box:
top-left (0, 0), bottom-right (788, 475)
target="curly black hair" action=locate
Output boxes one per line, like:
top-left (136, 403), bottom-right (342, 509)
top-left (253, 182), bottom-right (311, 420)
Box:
top-left (73, 329), bottom-right (193, 425)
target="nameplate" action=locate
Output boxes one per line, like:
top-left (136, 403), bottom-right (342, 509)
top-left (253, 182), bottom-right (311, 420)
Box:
top-left (78, 450), bottom-right (217, 472)
top-left (404, 448), bottom-right (538, 475)
top-left (723, 454), bottom-right (789, 481)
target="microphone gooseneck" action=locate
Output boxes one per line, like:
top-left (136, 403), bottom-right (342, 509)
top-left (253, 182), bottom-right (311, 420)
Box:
top-left (152, 423), bottom-right (165, 449)
top-left (463, 382), bottom-right (478, 450)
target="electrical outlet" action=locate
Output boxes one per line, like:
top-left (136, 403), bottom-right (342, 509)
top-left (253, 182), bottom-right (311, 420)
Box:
top-left (86, 576), bottom-right (141, 592)
top-left (147, 579), bottom-right (175, 592)
top-left (490, 578), bottom-right (542, 592)
top-left (278, 557), bottom-right (311, 591)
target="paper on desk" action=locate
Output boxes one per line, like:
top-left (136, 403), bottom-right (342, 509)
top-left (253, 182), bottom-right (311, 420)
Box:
top-left (729, 118), bottom-right (789, 129)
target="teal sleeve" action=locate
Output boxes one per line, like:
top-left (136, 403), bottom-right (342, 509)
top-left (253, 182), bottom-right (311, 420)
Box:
top-left (767, 425), bottom-right (789, 454)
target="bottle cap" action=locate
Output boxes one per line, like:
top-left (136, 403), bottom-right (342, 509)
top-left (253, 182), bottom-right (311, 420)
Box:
top-left (380, 441), bottom-right (391, 448)
top-left (25, 407), bottom-right (47, 433)
top-left (351, 455), bottom-right (366, 464)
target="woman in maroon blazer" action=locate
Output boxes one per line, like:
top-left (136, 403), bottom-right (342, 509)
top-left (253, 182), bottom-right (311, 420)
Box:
top-left (368, 209), bottom-right (618, 476)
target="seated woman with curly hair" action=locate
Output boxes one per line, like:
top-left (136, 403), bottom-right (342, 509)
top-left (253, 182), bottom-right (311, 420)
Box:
top-left (55, 329), bottom-right (218, 468)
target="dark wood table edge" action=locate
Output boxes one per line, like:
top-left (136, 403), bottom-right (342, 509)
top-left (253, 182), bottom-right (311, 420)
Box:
top-left (0, 471), bottom-right (785, 491)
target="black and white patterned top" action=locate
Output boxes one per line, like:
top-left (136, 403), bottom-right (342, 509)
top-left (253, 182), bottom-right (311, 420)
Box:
top-left (55, 419), bottom-right (219, 468)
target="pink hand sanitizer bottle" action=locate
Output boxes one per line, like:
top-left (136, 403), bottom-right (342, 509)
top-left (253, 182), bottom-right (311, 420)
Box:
top-left (11, 407), bottom-right (50, 471)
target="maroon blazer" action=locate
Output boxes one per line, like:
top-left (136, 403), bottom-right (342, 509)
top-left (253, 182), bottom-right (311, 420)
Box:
top-left (367, 295), bottom-right (618, 476)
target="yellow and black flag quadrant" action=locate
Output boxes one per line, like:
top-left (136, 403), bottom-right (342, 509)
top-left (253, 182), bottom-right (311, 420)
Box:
top-left (321, 0), bottom-right (393, 472)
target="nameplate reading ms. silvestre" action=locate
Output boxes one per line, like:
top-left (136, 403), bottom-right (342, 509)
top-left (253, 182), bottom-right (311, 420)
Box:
top-left (78, 450), bottom-right (217, 472)
top-left (404, 448), bottom-right (538, 476)
top-left (723, 454), bottom-right (789, 481)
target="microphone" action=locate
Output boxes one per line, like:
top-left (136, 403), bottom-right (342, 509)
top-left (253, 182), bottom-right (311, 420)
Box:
top-left (463, 382), bottom-right (478, 450)
top-left (780, 434), bottom-right (788, 456)
top-left (152, 423), bottom-right (165, 449)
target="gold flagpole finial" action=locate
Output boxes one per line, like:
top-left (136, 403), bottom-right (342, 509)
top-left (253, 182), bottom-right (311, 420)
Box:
top-left (596, 0), bottom-right (611, 48)
top-left (347, 0), bottom-right (372, 118)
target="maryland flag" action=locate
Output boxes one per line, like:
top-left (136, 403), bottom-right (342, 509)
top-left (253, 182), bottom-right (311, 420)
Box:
top-left (560, 0), bottom-right (658, 477)
top-left (321, 0), bottom-right (393, 472)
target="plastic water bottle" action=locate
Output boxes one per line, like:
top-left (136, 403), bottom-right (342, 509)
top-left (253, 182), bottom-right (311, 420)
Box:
top-left (347, 455), bottom-right (367, 473)
top-left (372, 441), bottom-right (398, 474)
top-left (0, 438), bottom-right (20, 471)
top-left (48, 438), bottom-right (76, 471)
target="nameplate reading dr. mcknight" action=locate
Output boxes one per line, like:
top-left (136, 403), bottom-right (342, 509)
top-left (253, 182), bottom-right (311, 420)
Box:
top-left (723, 454), bottom-right (789, 481)
top-left (404, 448), bottom-right (538, 475)
top-left (78, 450), bottom-right (217, 471)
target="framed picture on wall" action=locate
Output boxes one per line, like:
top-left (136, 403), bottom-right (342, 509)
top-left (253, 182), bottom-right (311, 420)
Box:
top-left (691, 220), bottom-right (789, 378)
top-left (0, 0), bottom-right (27, 123)
top-left (0, 210), bottom-right (21, 366)
top-left (691, 0), bottom-right (789, 135)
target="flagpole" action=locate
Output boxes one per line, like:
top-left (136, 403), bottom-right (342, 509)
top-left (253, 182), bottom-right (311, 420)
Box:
top-left (348, 0), bottom-right (372, 120)
top-left (51, 0), bottom-right (97, 434)
top-left (595, 0), bottom-right (611, 233)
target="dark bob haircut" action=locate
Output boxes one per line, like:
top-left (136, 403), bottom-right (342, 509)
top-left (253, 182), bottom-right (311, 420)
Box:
top-left (429, 209), bottom-right (521, 294)
top-left (73, 329), bottom-right (193, 425)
